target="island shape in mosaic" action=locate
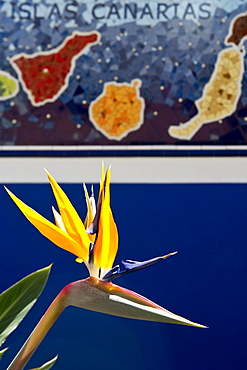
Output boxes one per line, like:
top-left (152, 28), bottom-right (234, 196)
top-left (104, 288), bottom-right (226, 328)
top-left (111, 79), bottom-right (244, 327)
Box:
top-left (168, 11), bottom-right (247, 141)
top-left (0, 70), bottom-right (19, 101)
top-left (10, 31), bottom-right (100, 107)
top-left (89, 79), bottom-right (145, 141)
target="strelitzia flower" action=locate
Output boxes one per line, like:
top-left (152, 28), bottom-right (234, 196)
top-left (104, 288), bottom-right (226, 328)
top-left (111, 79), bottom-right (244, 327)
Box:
top-left (5, 165), bottom-right (206, 370)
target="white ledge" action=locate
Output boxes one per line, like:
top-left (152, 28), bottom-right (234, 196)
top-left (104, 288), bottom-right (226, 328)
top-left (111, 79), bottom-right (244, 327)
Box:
top-left (0, 157), bottom-right (247, 183)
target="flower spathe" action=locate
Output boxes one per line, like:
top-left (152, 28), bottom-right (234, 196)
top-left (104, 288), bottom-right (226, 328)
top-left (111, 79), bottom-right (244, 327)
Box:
top-left (5, 165), bottom-right (207, 330)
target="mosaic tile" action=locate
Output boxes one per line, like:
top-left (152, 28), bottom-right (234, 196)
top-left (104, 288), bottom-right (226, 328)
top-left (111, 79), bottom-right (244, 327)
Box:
top-left (0, 0), bottom-right (247, 145)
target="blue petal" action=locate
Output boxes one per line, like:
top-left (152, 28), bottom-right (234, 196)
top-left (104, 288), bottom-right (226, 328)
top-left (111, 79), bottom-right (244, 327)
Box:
top-left (102, 252), bottom-right (177, 282)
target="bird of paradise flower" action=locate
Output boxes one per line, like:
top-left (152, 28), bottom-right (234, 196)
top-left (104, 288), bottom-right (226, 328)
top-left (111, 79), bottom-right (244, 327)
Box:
top-left (5, 165), bottom-right (206, 370)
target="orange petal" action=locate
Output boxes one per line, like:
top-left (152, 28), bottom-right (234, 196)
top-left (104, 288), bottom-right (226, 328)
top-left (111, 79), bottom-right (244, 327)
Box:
top-left (93, 167), bottom-right (118, 269)
top-left (45, 170), bottom-right (90, 251)
top-left (108, 208), bottom-right (118, 268)
top-left (5, 187), bottom-right (87, 260)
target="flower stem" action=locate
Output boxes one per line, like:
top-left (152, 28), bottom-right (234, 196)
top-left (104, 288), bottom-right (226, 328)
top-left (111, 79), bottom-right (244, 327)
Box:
top-left (6, 287), bottom-right (69, 370)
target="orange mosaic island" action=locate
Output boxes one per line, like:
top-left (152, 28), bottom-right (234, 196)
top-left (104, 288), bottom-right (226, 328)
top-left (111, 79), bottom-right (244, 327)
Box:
top-left (89, 79), bottom-right (145, 140)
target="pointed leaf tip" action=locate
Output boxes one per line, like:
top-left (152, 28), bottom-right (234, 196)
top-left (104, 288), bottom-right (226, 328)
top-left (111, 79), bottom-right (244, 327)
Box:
top-left (29, 355), bottom-right (58, 370)
top-left (162, 251), bottom-right (178, 259)
top-left (43, 168), bottom-right (51, 180)
top-left (4, 186), bottom-right (11, 195)
top-left (0, 347), bottom-right (8, 360)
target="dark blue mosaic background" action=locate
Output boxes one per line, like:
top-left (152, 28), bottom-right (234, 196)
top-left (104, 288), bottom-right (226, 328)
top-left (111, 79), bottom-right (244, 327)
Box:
top-left (1, 0), bottom-right (247, 145)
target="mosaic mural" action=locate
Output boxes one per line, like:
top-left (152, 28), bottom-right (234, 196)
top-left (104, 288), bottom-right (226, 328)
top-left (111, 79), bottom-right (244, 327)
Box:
top-left (1, 0), bottom-right (247, 146)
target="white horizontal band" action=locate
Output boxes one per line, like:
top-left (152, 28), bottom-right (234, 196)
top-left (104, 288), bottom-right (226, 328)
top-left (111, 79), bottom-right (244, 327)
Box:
top-left (0, 157), bottom-right (247, 183)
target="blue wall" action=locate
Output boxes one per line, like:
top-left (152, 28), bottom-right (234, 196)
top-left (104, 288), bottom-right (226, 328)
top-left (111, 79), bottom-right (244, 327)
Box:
top-left (0, 183), bottom-right (246, 370)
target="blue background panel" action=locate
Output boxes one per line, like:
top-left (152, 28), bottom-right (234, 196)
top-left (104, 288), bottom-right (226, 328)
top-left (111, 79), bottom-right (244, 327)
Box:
top-left (0, 183), bottom-right (246, 370)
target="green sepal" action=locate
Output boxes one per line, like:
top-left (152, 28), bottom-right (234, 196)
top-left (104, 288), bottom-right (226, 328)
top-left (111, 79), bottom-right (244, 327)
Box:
top-left (0, 347), bottom-right (8, 360)
top-left (29, 355), bottom-right (58, 370)
top-left (0, 265), bottom-right (52, 346)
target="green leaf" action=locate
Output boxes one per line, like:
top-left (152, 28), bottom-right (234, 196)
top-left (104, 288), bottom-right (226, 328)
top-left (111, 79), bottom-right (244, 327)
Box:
top-left (29, 355), bottom-right (58, 370)
top-left (0, 347), bottom-right (8, 360)
top-left (0, 265), bottom-right (52, 346)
